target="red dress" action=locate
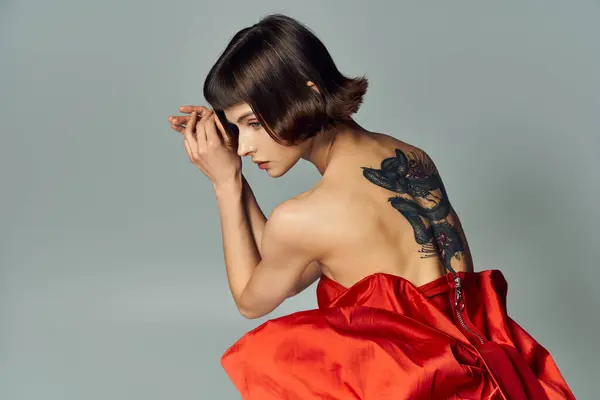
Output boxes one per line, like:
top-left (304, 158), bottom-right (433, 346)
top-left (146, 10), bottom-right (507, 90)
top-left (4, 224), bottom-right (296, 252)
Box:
top-left (221, 270), bottom-right (574, 399)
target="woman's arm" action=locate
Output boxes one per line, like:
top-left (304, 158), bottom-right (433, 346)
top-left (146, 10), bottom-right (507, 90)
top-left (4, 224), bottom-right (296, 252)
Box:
top-left (240, 174), bottom-right (267, 249)
top-left (215, 178), bottom-right (321, 317)
top-left (235, 198), bottom-right (325, 319)
top-left (214, 176), bottom-right (261, 309)
top-left (240, 175), bottom-right (322, 297)
top-left (169, 107), bottom-right (320, 302)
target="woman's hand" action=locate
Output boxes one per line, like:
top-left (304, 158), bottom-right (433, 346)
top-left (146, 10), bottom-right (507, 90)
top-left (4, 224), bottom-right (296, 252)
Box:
top-left (169, 106), bottom-right (242, 189)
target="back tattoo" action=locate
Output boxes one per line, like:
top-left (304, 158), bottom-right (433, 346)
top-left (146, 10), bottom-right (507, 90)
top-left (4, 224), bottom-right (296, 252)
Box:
top-left (361, 148), bottom-right (464, 274)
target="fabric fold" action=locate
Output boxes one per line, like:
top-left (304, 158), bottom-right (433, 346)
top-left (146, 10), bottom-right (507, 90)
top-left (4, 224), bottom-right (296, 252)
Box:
top-left (221, 270), bottom-right (574, 399)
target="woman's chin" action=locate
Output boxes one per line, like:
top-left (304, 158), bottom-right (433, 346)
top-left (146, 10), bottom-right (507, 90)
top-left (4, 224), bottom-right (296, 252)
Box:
top-left (266, 169), bottom-right (282, 178)
top-left (266, 165), bottom-right (288, 178)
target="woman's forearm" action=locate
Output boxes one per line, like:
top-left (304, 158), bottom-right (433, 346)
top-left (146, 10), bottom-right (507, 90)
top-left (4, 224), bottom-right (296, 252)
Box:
top-left (241, 175), bottom-right (268, 252)
top-left (214, 175), bottom-right (261, 307)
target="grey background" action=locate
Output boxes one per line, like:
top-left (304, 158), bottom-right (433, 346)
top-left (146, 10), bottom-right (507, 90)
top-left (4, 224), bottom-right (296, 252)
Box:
top-left (1, 0), bottom-right (598, 398)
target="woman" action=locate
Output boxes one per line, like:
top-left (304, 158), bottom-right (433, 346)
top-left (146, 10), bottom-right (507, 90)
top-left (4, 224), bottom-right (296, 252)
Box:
top-left (168, 14), bottom-right (574, 400)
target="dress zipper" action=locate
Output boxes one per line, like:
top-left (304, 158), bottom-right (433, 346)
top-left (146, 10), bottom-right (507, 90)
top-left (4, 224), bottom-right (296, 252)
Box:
top-left (453, 275), bottom-right (485, 345)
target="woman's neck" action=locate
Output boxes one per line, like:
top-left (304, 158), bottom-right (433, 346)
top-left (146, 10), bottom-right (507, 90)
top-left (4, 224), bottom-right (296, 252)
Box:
top-left (301, 119), bottom-right (366, 175)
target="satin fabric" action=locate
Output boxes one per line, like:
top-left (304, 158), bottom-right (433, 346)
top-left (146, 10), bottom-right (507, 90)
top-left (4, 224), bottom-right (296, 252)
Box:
top-left (221, 270), bottom-right (574, 399)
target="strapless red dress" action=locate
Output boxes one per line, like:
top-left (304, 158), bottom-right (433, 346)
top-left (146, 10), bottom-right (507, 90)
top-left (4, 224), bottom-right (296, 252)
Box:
top-left (221, 270), bottom-right (574, 399)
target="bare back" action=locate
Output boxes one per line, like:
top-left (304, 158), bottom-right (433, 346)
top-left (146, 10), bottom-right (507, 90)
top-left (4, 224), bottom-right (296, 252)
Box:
top-left (301, 131), bottom-right (474, 289)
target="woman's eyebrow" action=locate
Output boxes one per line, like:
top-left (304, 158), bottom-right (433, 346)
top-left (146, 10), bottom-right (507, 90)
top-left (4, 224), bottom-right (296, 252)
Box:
top-left (236, 111), bottom-right (255, 123)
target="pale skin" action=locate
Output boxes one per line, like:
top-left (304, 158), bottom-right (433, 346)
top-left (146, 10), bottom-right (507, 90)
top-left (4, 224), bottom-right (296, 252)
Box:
top-left (168, 84), bottom-right (474, 319)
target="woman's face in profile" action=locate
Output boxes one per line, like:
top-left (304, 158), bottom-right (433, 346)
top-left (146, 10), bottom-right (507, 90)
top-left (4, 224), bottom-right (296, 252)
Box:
top-left (223, 103), bottom-right (312, 178)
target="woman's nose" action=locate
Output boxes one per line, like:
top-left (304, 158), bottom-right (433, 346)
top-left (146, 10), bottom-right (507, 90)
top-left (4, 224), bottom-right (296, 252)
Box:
top-left (237, 134), bottom-right (256, 157)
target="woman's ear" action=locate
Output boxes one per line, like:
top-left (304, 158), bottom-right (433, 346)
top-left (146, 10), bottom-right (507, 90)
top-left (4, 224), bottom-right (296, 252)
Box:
top-left (307, 80), bottom-right (320, 94)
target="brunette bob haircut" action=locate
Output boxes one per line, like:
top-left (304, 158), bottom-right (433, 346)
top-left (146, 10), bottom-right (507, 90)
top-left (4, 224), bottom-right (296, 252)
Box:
top-left (203, 14), bottom-right (368, 146)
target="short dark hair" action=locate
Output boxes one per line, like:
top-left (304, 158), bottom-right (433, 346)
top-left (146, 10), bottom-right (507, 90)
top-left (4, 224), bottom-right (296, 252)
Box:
top-left (203, 14), bottom-right (368, 146)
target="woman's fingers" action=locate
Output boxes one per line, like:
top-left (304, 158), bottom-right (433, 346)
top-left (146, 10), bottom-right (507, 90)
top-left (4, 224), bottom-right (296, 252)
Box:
top-left (179, 105), bottom-right (209, 114)
top-left (183, 111), bottom-right (199, 158)
top-left (172, 107), bottom-right (224, 164)
top-left (169, 114), bottom-right (201, 127)
top-left (170, 123), bottom-right (185, 134)
top-left (213, 114), bottom-right (234, 149)
top-left (169, 105), bottom-right (209, 127)
top-left (183, 139), bottom-right (194, 163)
top-left (169, 116), bottom-right (188, 127)
top-left (195, 109), bottom-right (214, 150)
top-left (204, 114), bottom-right (222, 148)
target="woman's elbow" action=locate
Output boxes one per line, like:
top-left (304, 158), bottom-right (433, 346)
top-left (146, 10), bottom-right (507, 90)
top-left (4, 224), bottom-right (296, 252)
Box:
top-left (237, 302), bottom-right (268, 319)
top-left (238, 307), bottom-right (262, 319)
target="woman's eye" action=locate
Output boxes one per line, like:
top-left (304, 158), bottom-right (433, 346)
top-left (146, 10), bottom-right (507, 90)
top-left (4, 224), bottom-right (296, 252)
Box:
top-left (249, 121), bottom-right (262, 129)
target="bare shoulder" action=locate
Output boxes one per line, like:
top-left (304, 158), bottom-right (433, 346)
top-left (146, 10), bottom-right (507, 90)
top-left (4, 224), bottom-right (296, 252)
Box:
top-left (266, 189), bottom-right (330, 246)
top-left (267, 183), bottom-right (344, 246)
